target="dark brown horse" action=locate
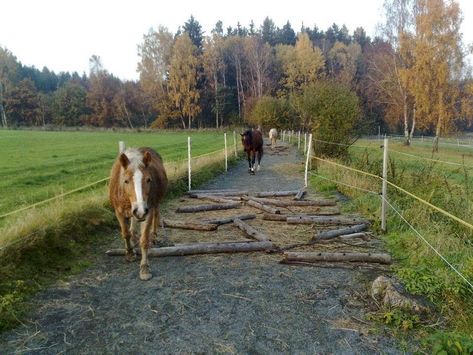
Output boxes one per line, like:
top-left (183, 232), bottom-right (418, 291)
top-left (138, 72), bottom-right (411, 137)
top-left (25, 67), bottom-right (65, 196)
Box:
top-left (241, 129), bottom-right (264, 174)
top-left (109, 147), bottom-right (168, 281)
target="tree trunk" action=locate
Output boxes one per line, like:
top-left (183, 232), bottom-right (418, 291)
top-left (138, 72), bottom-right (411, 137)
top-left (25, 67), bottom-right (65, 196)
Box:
top-left (403, 93), bottom-right (410, 146)
top-left (202, 214), bottom-right (256, 226)
top-left (233, 218), bottom-right (269, 242)
top-left (314, 224), bottom-right (369, 240)
top-left (409, 106), bottom-right (416, 144)
top-left (176, 202), bottom-right (240, 213)
top-left (163, 219), bottom-right (218, 231)
top-left (282, 251), bottom-right (392, 264)
top-left (214, 72), bottom-right (219, 129)
top-left (106, 241), bottom-right (273, 257)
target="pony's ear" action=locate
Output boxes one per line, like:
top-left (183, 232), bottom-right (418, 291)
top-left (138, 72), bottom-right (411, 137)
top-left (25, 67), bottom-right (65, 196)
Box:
top-left (119, 153), bottom-right (129, 169)
top-left (143, 151), bottom-right (152, 167)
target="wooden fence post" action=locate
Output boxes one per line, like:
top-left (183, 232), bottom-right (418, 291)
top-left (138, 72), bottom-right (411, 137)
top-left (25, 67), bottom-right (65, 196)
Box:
top-left (119, 141), bottom-right (125, 153)
top-left (224, 132), bottom-right (228, 172)
top-left (381, 137), bottom-right (388, 232)
top-left (188, 136), bottom-right (192, 191)
top-left (304, 133), bottom-right (313, 187)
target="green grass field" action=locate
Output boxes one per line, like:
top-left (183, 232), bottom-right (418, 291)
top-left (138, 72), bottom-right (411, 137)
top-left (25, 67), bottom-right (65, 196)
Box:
top-left (308, 137), bottom-right (473, 348)
top-left (0, 129), bottom-right (233, 217)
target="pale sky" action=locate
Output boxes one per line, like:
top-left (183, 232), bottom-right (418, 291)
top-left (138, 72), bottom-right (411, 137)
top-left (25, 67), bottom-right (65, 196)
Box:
top-left (1, 0), bottom-right (472, 81)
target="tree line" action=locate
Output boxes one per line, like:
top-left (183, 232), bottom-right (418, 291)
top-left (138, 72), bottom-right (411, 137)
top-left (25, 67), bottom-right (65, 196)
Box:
top-left (0, 0), bottom-right (472, 151)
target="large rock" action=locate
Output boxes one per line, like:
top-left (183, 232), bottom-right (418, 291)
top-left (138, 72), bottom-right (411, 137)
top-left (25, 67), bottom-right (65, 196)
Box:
top-left (371, 276), bottom-right (428, 314)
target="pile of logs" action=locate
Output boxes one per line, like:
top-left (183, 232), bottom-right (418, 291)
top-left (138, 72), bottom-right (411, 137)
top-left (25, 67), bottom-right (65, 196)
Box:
top-left (106, 187), bottom-right (389, 267)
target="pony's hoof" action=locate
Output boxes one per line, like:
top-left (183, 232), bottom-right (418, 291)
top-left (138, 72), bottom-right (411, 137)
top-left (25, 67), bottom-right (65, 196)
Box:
top-left (139, 264), bottom-right (152, 281)
top-left (125, 250), bottom-right (137, 262)
top-left (256, 165), bottom-right (261, 171)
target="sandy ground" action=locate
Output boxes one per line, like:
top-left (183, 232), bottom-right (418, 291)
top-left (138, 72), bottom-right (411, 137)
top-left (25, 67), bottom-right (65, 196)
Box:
top-left (0, 143), bottom-right (406, 354)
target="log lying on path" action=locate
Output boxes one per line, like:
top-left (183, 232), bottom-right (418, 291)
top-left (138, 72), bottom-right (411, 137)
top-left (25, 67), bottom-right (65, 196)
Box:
top-left (255, 190), bottom-right (300, 198)
top-left (262, 210), bottom-right (341, 222)
top-left (250, 196), bottom-right (337, 207)
top-left (282, 251), bottom-right (392, 264)
top-left (314, 233), bottom-right (369, 243)
top-left (176, 202), bottom-right (240, 213)
top-left (287, 215), bottom-right (370, 225)
top-left (188, 191), bottom-right (248, 198)
top-left (233, 218), bottom-right (269, 242)
top-left (293, 187), bottom-right (306, 201)
top-left (314, 224), bottom-right (369, 240)
top-left (192, 194), bottom-right (240, 204)
top-left (203, 214), bottom-right (256, 226)
top-left (245, 199), bottom-right (281, 214)
top-left (106, 240), bottom-right (273, 257)
top-left (187, 189), bottom-right (240, 194)
top-left (163, 219), bottom-right (218, 231)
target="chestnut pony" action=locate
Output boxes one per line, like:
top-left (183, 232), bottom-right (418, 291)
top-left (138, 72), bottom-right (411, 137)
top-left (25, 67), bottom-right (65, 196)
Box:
top-left (241, 129), bottom-right (264, 174)
top-left (109, 147), bottom-right (168, 281)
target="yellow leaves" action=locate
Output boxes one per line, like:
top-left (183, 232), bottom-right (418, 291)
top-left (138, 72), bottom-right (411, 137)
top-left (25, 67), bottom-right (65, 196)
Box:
top-left (276, 33), bottom-right (325, 91)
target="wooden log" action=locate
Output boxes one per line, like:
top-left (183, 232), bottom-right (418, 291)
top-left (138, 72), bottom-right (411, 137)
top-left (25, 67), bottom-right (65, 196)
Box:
top-left (262, 213), bottom-right (288, 221)
top-left (188, 191), bottom-right (248, 198)
top-left (314, 233), bottom-right (369, 244)
top-left (262, 209), bottom-right (341, 222)
top-left (314, 224), bottom-right (369, 240)
top-left (192, 194), bottom-right (239, 204)
top-left (187, 189), bottom-right (240, 194)
top-left (255, 190), bottom-right (299, 197)
top-left (176, 202), bottom-right (240, 213)
top-left (287, 215), bottom-right (369, 225)
top-left (293, 187), bottom-right (306, 201)
top-left (163, 219), bottom-right (218, 231)
top-left (233, 218), bottom-right (269, 241)
top-left (245, 199), bottom-right (281, 214)
top-left (203, 214), bottom-right (256, 226)
top-left (106, 241), bottom-right (273, 257)
top-left (249, 196), bottom-right (337, 207)
top-left (283, 252), bottom-right (392, 264)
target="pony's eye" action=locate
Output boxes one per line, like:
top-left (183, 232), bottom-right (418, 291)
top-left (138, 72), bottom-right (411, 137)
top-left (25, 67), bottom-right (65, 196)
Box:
top-left (124, 180), bottom-right (129, 184)
top-left (146, 178), bottom-right (152, 183)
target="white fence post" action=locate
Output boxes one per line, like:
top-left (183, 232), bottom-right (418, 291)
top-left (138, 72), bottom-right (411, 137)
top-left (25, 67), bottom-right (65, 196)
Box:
top-left (304, 133), bottom-right (313, 187)
top-left (119, 141), bottom-right (126, 153)
top-left (381, 137), bottom-right (389, 232)
top-left (187, 136), bottom-right (192, 192)
top-left (224, 132), bottom-right (228, 172)
top-left (233, 131), bottom-right (237, 158)
top-left (304, 133), bottom-right (307, 155)
top-left (282, 130), bottom-right (285, 142)
top-left (298, 131), bottom-right (301, 151)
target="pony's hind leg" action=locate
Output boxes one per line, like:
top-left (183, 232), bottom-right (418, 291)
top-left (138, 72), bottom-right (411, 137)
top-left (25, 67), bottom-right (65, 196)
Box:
top-left (115, 211), bottom-right (136, 262)
top-left (256, 150), bottom-right (262, 171)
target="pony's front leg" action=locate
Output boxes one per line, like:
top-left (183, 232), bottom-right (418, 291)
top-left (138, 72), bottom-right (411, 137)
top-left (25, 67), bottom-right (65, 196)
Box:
top-left (151, 207), bottom-right (159, 243)
top-left (139, 214), bottom-right (153, 281)
top-left (256, 150), bottom-right (262, 171)
top-left (115, 211), bottom-right (136, 262)
top-left (250, 152), bottom-right (256, 174)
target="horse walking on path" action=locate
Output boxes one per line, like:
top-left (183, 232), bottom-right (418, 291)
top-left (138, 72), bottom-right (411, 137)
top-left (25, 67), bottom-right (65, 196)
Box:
top-left (241, 129), bottom-right (264, 174)
top-left (269, 128), bottom-right (278, 148)
top-left (109, 147), bottom-right (168, 280)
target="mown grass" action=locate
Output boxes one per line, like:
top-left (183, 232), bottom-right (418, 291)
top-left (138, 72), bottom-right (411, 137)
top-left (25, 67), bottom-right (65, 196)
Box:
top-left (0, 129), bottom-right (235, 218)
top-left (308, 138), bottom-right (473, 351)
top-left (0, 128), bottom-right (241, 332)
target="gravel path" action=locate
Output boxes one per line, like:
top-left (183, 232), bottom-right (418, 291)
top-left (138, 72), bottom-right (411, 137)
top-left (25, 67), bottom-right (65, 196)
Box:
top-left (0, 143), bottom-right (405, 354)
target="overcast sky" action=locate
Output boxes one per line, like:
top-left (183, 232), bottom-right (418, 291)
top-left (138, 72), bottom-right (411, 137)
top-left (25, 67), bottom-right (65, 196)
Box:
top-left (1, 0), bottom-right (472, 80)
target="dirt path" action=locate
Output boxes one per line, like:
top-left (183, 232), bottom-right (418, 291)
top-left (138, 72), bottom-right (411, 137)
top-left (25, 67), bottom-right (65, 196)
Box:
top-left (0, 143), bottom-right (404, 354)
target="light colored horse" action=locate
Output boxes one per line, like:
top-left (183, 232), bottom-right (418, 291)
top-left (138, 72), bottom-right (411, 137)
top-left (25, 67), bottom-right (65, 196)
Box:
top-left (109, 147), bottom-right (168, 281)
top-left (269, 128), bottom-right (278, 148)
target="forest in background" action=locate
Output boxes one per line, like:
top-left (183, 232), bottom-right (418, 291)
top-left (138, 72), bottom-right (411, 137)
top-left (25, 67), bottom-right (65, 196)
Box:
top-left (0, 0), bottom-right (472, 150)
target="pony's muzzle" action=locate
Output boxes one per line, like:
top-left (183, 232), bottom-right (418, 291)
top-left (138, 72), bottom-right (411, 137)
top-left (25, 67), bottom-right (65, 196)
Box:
top-left (132, 206), bottom-right (149, 221)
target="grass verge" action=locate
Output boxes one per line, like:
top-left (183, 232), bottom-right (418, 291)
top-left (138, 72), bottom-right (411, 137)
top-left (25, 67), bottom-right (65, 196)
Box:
top-left (308, 139), bottom-right (473, 352)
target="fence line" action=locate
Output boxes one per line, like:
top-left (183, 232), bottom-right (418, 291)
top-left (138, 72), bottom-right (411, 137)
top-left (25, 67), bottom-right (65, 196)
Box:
top-left (313, 137), bottom-right (378, 150)
top-left (389, 148), bottom-right (473, 169)
top-left (1, 138), bottom-right (235, 219)
top-left (308, 171), bottom-right (379, 195)
top-left (382, 197), bottom-right (473, 291)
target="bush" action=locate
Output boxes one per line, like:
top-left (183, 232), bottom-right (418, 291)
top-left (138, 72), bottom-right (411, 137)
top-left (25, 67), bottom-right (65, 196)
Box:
top-left (292, 82), bottom-right (361, 157)
top-left (246, 96), bottom-right (295, 130)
